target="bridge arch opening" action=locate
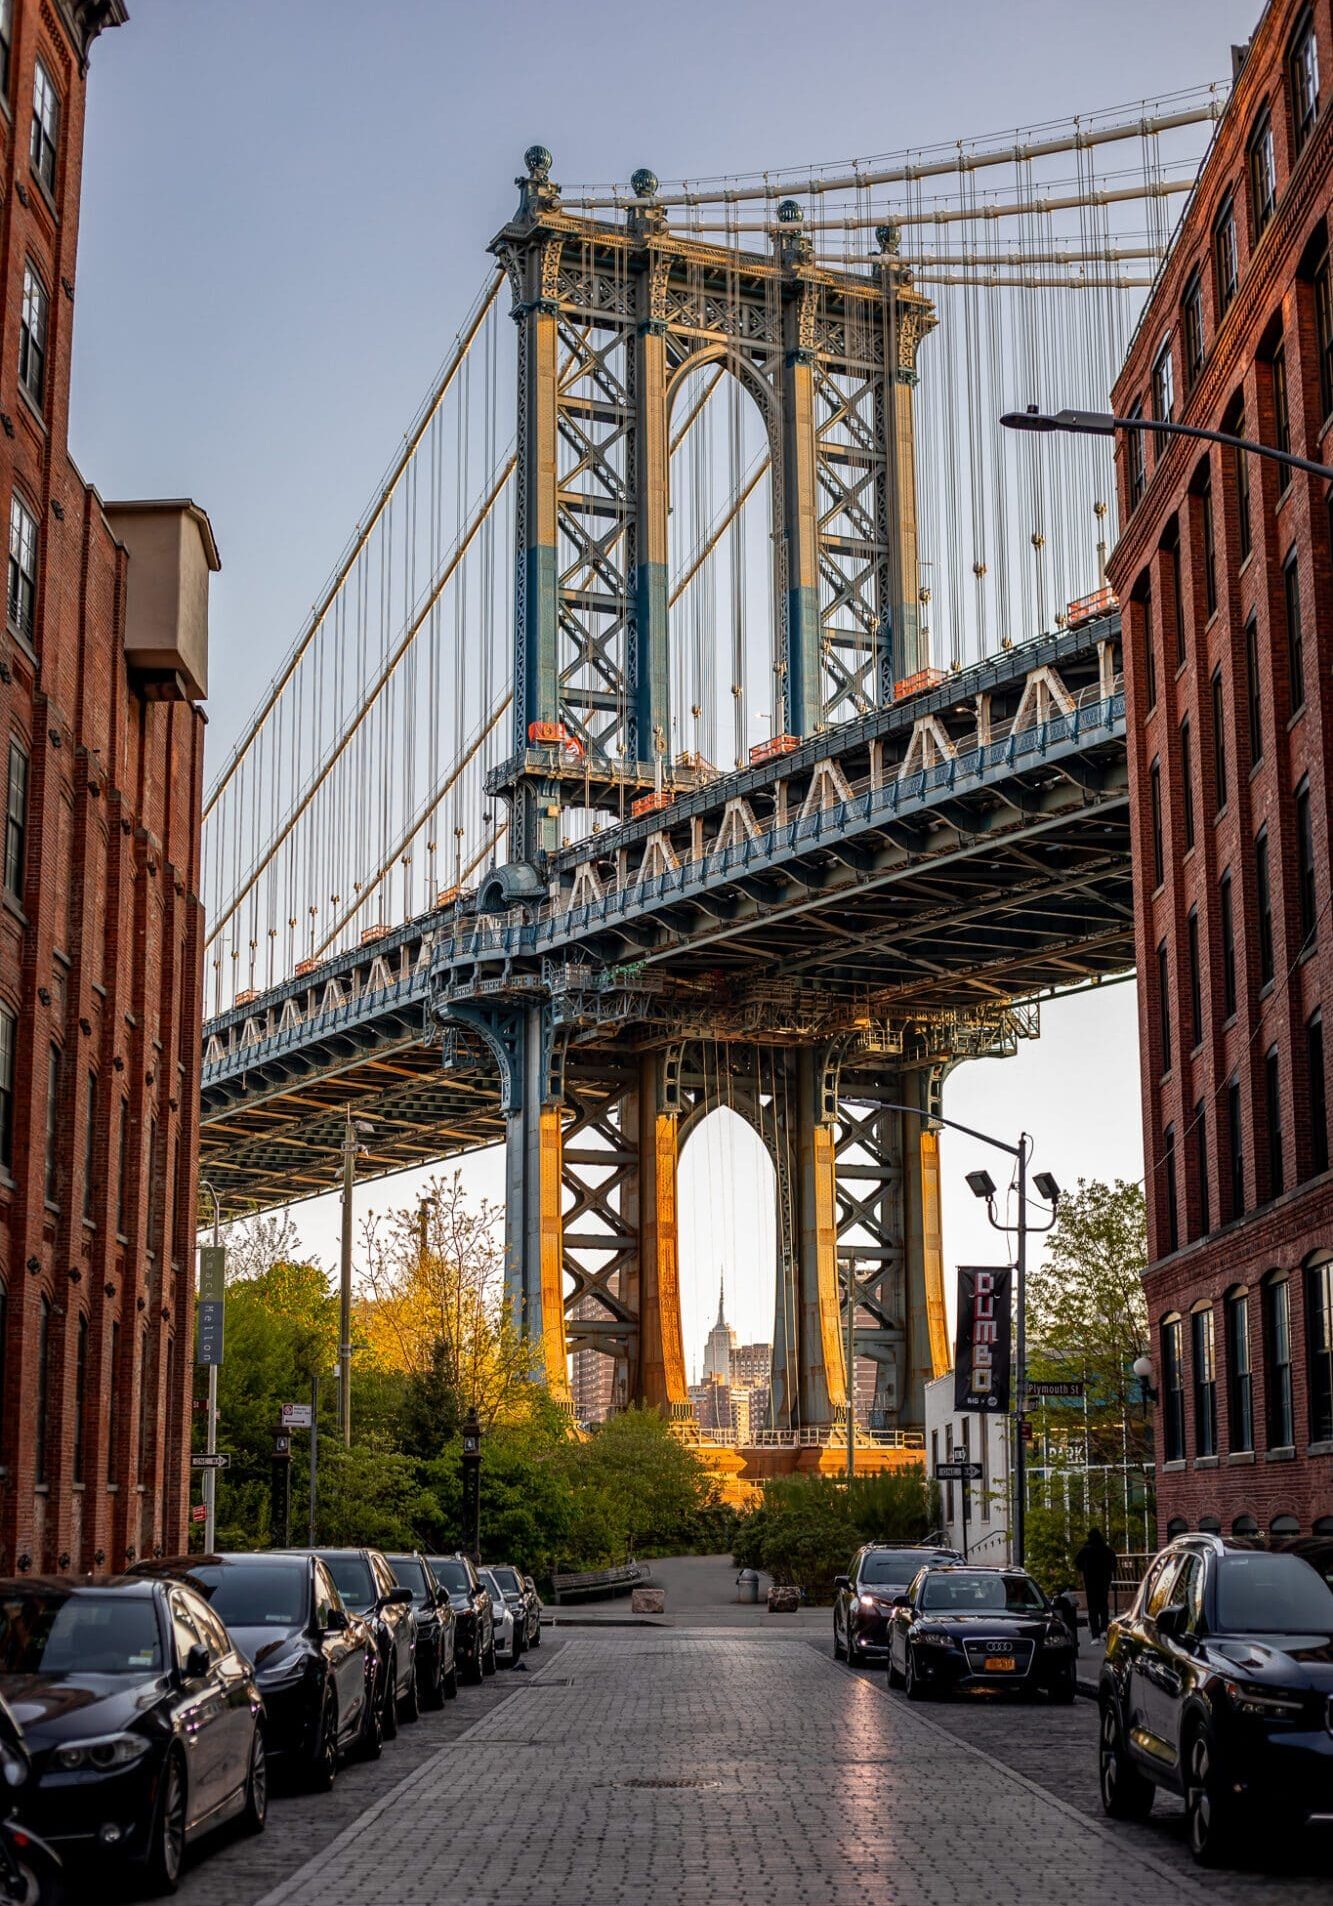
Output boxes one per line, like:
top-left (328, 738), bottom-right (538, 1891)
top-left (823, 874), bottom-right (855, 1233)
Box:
top-left (667, 360), bottom-right (777, 774)
top-left (677, 1102), bottom-right (777, 1438)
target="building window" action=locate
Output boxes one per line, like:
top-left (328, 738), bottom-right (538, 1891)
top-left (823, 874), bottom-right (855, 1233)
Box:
top-left (4, 741), bottom-right (27, 901)
top-left (1211, 666), bottom-right (1227, 811)
top-left (1284, 551), bottom-right (1305, 713)
top-left (18, 264), bottom-right (47, 412)
top-left (1290, 9), bottom-right (1321, 158)
top-left (1140, 586), bottom-right (1157, 709)
top-left (1164, 1123), bottom-right (1179, 1253)
top-left (1220, 869), bottom-right (1235, 1013)
top-left (1309, 1010), bottom-right (1328, 1176)
top-left (1213, 196), bottom-right (1238, 318)
top-left (0, 0), bottom-right (11, 100)
top-left (1168, 529), bottom-right (1185, 666)
top-left (7, 494), bottom-right (37, 643)
top-left (1296, 778), bottom-right (1316, 947)
top-left (1161, 1316), bottom-right (1186, 1460)
top-left (1193, 1307), bottom-right (1217, 1457)
top-left (1126, 402), bottom-right (1147, 509)
top-left (1227, 1291), bottom-right (1253, 1452)
top-left (138, 1328), bottom-right (152, 1485)
top-left (34, 1296), bottom-right (50, 1486)
top-left (1316, 249), bottom-right (1333, 424)
top-left (1266, 1045), bottom-right (1284, 1198)
top-left (1309, 1255), bottom-right (1333, 1443)
top-left (1152, 336), bottom-right (1175, 428)
top-left (116, 1098), bottom-right (130, 1238)
top-left (1181, 270), bottom-right (1205, 388)
top-left (1180, 716), bottom-right (1194, 850)
top-left (1157, 939), bottom-right (1171, 1073)
top-left (1227, 1075), bottom-right (1244, 1219)
top-left (1265, 1274), bottom-right (1295, 1448)
top-left (43, 1043), bottom-right (59, 1207)
top-left (1187, 908), bottom-right (1202, 1048)
top-left (106, 1320), bottom-right (119, 1481)
top-left (1234, 432), bottom-right (1252, 562)
top-left (1256, 827), bottom-right (1274, 988)
top-left (1249, 111), bottom-right (1277, 237)
top-left (1194, 1100), bottom-right (1209, 1236)
top-left (1272, 345), bottom-right (1292, 491)
top-left (1150, 758), bottom-right (1164, 888)
top-left (0, 1005), bottom-right (12, 1177)
top-left (1200, 477), bottom-right (1217, 619)
top-left (72, 1312), bottom-right (87, 1486)
top-left (1245, 616), bottom-right (1262, 766)
top-left (82, 1070), bottom-right (96, 1222)
top-left (29, 60), bottom-right (59, 197)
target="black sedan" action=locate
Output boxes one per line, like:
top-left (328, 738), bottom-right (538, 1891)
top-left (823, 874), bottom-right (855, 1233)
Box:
top-left (385, 1554), bottom-right (458, 1707)
top-left (290, 1549), bottom-right (419, 1736)
top-left (887, 1564), bottom-right (1077, 1702)
top-left (1099, 1534), bottom-right (1333, 1864)
top-left (427, 1555), bottom-right (495, 1683)
top-left (0, 1576), bottom-right (266, 1892)
top-left (134, 1553), bottom-right (373, 1790)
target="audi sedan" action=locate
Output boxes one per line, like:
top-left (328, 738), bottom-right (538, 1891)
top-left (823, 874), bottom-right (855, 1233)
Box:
top-left (0, 1576), bottom-right (266, 1892)
top-left (134, 1552), bottom-right (373, 1789)
top-left (887, 1564), bottom-right (1077, 1701)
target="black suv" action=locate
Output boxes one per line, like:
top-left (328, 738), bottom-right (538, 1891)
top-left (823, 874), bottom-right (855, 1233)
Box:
top-left (833, 1542), bottom-right (962, 1663)
top-left (1099, 1534), bottom-right (1333, 1864)
top-left (427, 1554), bottom-right (495, 1683)
top-left (886, 1563), bottom-right (1077, 1701)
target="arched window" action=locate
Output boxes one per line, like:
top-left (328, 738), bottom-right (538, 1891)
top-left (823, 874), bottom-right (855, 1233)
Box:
top-left (1166, 1516), bottom-right (1189, 1538)
top-left (1160, 1313), bottom-right (1185, 1460)
top-left (1305, 1251), bottom-right (1333, 1441)
top-left (1288, 8), bottom-right (1321, 158)
top-left (1191, 1303), bottom-right (1217, 1456)
top-left (1225, 1285), bottom-right (1253, 1454)
top-left (1313, 1515), bottom-right (1333, 1536)
top-left (1198, 1513), bottom-right (1221, 1535)
top-left (1263, 1270), bottom-right (1294, 1448)
top-left (1231, 1513), bottom-right (1259, 1537)
top-left (1270, 1513), bottom-right (1301, 1539)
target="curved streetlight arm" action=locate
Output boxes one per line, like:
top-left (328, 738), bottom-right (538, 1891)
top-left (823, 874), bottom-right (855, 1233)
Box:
top-left (1001, 405), bottom-right (1333, 483)
top-left (867, 1101), bottom-right (1020, 1158)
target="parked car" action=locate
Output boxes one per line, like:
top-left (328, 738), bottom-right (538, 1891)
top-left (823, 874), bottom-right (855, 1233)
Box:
top-left (134, 1552), bottom-right (373, 1790)
top-left (479, 1569), bottom-right (521, 1666)
top-left (427, 1555), bottom-right (495, 1683)
top-left (1098, 1533), bottom-right (1333, 1865)
top-left (487, 1565), bottom-right (538, 1653)
top-left (0, 1688), bottom-right (61, 1904)
top-left (886, 1564), bottom-right (1077, 1702)
top-left (0, 1575), bottom-right (266, 1893)
top-left (522, 1574), bottom-right (544, 1647)
top-left (385, 1553), bottom-right (458, 1707)
top-left (833, 1542), bottom-right (963, 1663)
top-left (290, 1548), bottom-right (418, 1735)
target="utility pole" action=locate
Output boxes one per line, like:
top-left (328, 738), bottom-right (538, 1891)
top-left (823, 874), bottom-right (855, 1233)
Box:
top-left (1014, 1133), bottom-right (1029, 1568)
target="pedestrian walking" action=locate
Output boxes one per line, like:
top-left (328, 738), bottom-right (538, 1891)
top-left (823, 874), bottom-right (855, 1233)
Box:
top-left (1074, 1528), bottom-right (1116, 1642)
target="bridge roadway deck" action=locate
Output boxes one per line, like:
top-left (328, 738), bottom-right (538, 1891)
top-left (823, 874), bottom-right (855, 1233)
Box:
top-left (249, 1626), bottom-right (1200, 1906)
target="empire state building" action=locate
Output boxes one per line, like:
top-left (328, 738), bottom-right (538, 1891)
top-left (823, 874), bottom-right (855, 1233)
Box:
top-left (702, 1277), bottom-right (738, 1383)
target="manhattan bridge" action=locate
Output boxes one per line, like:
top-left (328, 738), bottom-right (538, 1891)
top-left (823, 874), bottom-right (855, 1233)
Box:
top-left (197, 87), bottom-right (1224, 1468)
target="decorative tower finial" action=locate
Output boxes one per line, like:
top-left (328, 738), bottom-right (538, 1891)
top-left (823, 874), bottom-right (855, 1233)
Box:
top-left (630, 167), bottom-right (659, 200)
top-left (524, 144), bottom-right (553, 182)
top-left (516, 146), bottom-right (561, 221)
top-left (774, 198), bottom-right (812, 265)
top-left (875, 222), bottom-right (902, 256)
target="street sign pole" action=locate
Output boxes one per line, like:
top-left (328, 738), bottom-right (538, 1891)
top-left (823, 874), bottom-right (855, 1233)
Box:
top-left (197, 1185), bottom-right (225, 1555)
top-left (308, 1373), bottom-right (318, 1547)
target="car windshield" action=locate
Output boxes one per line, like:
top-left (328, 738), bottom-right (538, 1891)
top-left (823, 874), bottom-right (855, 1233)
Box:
top-left (0, 1591), bottom-right (163, 1675)
top-left (491, 1567), bottom-right (522, 1595)
top-left (921, 1572), bottom-right (1045, 1613)
top-left (321, 1556), bottom-right (375, 1612)
top-left (1215, 1553), bottom-right (1333, 1633)
top-left (859, 1551), bottom-right (937, 1588)
top-left (430, 1560), bottom-right (472, 1594)
top-left (188, 1564), bottom-right (307, 1631)
top-left (479, 1571), bottom-right (503, 1601)
top-left (390, 1559), bottom-right (427, 1598)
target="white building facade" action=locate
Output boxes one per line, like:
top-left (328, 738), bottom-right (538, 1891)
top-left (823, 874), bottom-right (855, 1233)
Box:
top-left (923, 1373), bottom-right (1011, 1564)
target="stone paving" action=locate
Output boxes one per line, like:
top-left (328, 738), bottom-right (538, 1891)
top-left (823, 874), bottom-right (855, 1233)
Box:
top-left (254, 1629), bottom-right (1207, 1906)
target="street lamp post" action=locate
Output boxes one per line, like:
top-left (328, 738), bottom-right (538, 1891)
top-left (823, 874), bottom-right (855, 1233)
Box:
top-left (338, 1113), bottom-right (374, 1448)
top-left (198, 1180), bottom-right (223, 1554)
top-left (1000, 404), bottom-right (1333, 483)
top-left (461, 1407), bottom-right (482, 1564)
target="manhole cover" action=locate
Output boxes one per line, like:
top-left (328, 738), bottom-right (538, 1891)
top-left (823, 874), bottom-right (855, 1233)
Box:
top-left (618, 1776), bottom-right (721, 1790)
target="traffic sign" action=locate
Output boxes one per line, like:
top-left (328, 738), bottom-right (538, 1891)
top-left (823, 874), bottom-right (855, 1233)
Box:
top-left (1027, 1379), bottom-right (1086, 1400)
top-left (280, 1402), bottom-right (313, 1429)
top-left (191, 1453), bottom-right (229, 1471)
top-left (935, 1461), bottom-right (983, 1481)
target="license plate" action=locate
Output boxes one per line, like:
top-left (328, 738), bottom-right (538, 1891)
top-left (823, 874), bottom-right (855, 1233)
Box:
top-left (984, 1656), bottom-right (1016, 1672)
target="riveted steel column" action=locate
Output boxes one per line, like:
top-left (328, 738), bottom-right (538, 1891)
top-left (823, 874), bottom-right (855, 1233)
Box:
top-left (877, 261), bottom-right (935, 688)
top-left (898, 1066), bottom-right (949, 1427)
top-left (503, 1007), bottom-right (570, 1404)
top-left (510, 230), bottom-right (563, 860)
top-left (630, 263), bottom-right (670, 768)
top-left (633, 1052), bottom-right (690, 1416)
top-left (781, 279), bottom-right (821, 737)
top-left (795, 1048), bottom-right (849, 1427)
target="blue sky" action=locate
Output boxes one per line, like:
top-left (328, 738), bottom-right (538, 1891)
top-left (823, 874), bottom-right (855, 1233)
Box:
top-left (70, 0), bottom-right (1263, 1357)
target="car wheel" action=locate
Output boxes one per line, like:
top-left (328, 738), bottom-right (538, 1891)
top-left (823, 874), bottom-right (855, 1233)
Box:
top-left (904, 1647), bottom-right (929, 1702)
top-left (357, 1674), bottom-right (384, 1761)
top-left (887, 1638), bottom-right (905, 1689)
top-left (442, 1655), bottom-right (460, 1699)
top-left (381, 1658), bottom-right (400, 1739)
top-left (483, 1637), bottom-right (497, 1677)
top-left (833, 1614), bottom-right (846, 1662)
top-left (1185, 1724), bottom-right (1240, 1866)
top-left (240, 1724), bottom-right (268, 1836)
top-left (399, 1655), bottom-right (420, 1723)
top-left (308, 1692), bottom-right (338, 1791)
top-left (463, 1640), bottom-right (484, 1686)
top-left (423, 1647), bottom-right (446, 1712)
top-left (0, 1850), bottom-right (59, 1906)
top-left (531, 1620), bottom-right (542, 1648)
top-left (1050, 1664), bottom-right (1077, 1705)
top-left (1098, 1698), bottom-right (1154, 1821)
top-left (143, 1748), bottom-right (187, 1896)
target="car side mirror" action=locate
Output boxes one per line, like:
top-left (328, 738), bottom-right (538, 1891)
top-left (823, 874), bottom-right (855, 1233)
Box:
top-left (323, 1607), bottom-right (350, 1633)
top-left (892, 1594), bottom-right (913, 1610)
top-left (384, 1586), bottom-right (414, 1607)
top-left (184, 1642), bottom-right (210, 1681)
top-left (1157, 1602), bottom-right (1187, 1639)
top-left (833, 1575), bottom-right (851, 1592)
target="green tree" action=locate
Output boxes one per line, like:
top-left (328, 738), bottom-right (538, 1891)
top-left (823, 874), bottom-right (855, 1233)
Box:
top-left (566, 1407), bottom-right (714, 1561)
top-left (731, 1468), bottom-right (936, 1600)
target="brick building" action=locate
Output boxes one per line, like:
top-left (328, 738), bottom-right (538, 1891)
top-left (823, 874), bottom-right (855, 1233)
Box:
top-left (1107, 0), bottom-right (1333, 1539)
top-left (0, 2), bottom-right (217, 1571)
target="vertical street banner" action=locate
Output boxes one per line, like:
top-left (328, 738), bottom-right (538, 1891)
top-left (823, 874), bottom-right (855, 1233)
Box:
top-left (197, 1244), bottom-right (226, 1366)
top-left (953, 1266), bottom-right (1012, 1412)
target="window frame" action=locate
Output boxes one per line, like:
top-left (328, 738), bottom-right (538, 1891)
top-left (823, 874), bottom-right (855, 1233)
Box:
top-left (1187, 906), bottom-right (1202, 1049)
top-left (1308, 1009), bottom-right (1328, 1177)
top-left (4, 739), bottom-right (27, 901)
top-left (29, 59), bottom-right (59, 198)
top-left (1226, 1289), bottom-right (1254, 1453)
top-left (0, 1005), bottom-right (12, 1178)
top-left (1181, 270), bottom-right (1205, 389)
top-left (1295, 776), bottom-right (1316, 947)
top-left (1125, 402), bottom-right (1148, 509)
top-left (1192, 1305), bottom-right (1218, 1458)
top-left (1265, 1043), bottom-right (1284, 1199)
top-left (1256, 825), bottom-right (1274, 989)
top-left (1149, 756), bottom-right (1164, 889)
top-left (1164, 1122), bottom-right (1179, 1254)
top-left (1180, 714), bottom-right (1194, 850)
top-left (1151, 334), bottom-right (1175, 429)
top-left (7, 491), bottom-right (37, 645)
top-left (1289, 8), bottom-right (1321, 158)
top-left (1307, 1253), bottom-right (1333, 1443)
top-left (1272, 345), bottom-right (1292, 491)
top-left (1283, 549), bottom-right (1305, 714)
top-left (1161, 1315), bottom-right (1186, 1461)
top-left (1157, 938), bottom-right (1172, 1074)
top-left (1244, 615), bottom-right (1262, 767)
top-left (1227, 1074), bottom-right (1244, 1219)
top-left (1220, 869), bottom-right (1236, 1020)
top-left (1264, 1272), bottom-right (1295, 1448)
top-left (1248, 109), bottom-right (1277, 238)
top-left (18, 261), bottom-right (47, 414)
top-left (1213, 195), bottom-right (1239, 319)
top-left (0, 0), bottom-right (12, 102)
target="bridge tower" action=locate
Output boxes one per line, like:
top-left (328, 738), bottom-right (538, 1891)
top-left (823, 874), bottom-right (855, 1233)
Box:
top-left (447, 148), bottom-right (958, 1435)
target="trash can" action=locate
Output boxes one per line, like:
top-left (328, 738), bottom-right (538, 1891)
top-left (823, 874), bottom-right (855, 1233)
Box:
top-left (737, 1568), bottom-right (759, 1604)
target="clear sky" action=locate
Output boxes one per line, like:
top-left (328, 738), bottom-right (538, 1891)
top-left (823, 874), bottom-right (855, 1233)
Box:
top-left (69, 0), bottom-right (1264, 1359)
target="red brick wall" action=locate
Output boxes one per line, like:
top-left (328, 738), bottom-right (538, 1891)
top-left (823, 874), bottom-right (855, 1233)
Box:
top-left (0, 3), bottom-right (205, 1572)
top-left (1107, 0), bottom-right (1333, 1540)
